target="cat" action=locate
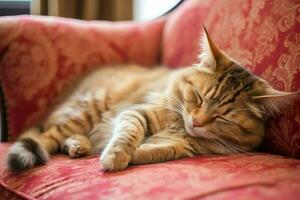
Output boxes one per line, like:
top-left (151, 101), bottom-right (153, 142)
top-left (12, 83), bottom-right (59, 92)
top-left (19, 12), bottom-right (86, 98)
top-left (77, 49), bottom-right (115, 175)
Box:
top-left (7, 27), bottom-right (299, 172)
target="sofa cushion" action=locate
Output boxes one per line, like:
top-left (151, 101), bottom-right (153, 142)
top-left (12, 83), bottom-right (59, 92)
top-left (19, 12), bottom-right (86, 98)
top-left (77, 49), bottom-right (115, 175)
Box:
top-left (0, 16), bottom-right (165, 140)
top-left (1, 143), bottom-right (300, 200)
top-left (162, 0), bottom-right (300, 158)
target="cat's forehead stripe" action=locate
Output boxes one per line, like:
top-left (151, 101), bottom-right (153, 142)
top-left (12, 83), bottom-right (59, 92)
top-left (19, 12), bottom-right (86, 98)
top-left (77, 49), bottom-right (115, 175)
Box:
top-left (211, 66), bottom-right (254, 106)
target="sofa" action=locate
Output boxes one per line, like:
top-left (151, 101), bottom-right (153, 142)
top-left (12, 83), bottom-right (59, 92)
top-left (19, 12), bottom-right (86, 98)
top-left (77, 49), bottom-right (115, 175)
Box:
top-left (0, 0), bottom-right (300, 199)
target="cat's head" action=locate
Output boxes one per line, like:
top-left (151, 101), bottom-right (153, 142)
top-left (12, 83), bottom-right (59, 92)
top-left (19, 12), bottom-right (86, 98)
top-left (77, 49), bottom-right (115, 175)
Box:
top-left (172, 27), bottom-right (299, 152)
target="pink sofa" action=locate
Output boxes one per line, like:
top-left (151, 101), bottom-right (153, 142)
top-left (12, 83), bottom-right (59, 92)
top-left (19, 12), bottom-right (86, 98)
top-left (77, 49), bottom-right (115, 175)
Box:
top-left (1, 0), bottom-right (300, 199)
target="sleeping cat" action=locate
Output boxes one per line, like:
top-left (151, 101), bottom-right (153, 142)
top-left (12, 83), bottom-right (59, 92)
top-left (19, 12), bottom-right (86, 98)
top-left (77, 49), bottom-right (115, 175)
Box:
top-left (7, 28), bottom-right (299, 172)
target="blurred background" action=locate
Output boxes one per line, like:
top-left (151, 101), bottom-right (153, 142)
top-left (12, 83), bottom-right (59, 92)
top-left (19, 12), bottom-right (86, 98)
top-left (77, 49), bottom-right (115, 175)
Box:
top-left (0, 0), bottom-right (183, 21)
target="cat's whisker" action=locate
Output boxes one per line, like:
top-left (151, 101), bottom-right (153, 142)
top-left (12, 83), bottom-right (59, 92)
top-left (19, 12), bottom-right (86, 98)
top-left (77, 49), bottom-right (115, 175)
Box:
top-left (206, 132), bottom-right (246, 154)
top-left (201, 132), bottom-right (230, 151)
top-left (216, 139), bottom-right (241, 153)
top-left (233, 108), bottom-right (252, 112)
top-left (166, 97), bottom-right (189, 116)
top-left (218, 130), bottom-right (249, 153)
top-left (171, 94), bottom-right (184, 107)
top-left (169, 98), bottom-right (184, 111)
top-left (168, 95), bottom-right (189, 116)
top-left (211, 137), bottom-right (238, 153)
top-left (149, 92), bottom-right (185, 113)
top-left (203, 134), bottom-right (230, 152)
top-left (166, 93), bottom-right (184, 106)
top-left (233, 107), bottom-right (263, 115)
top-left (210, 137), bottom-right (236, 153)
top-left (216, 136), bottom-right (247, 153)
top-left (155, 105), bottom-right (182, 115)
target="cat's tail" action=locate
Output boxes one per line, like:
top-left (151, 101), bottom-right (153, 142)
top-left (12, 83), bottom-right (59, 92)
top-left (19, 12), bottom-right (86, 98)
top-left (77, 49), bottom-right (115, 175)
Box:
top-left (6, 127), bottom-right (49, 172)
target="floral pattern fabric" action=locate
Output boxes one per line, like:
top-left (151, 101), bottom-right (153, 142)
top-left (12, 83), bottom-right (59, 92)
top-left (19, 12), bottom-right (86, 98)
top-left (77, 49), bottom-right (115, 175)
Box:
top-left (163, 0), bottom-right (300, 158)
top-left (1, 1), bottom-right (300, 199)
top-left (0, 0), bottom-right (299, 157)
top-left (0, 16), bottom-right (165, 140)
top-left (0, 143), bottom-right (300, 200)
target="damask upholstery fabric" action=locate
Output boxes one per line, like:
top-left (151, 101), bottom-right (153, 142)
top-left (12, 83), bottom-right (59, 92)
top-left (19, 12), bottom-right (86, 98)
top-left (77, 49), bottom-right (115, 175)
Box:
top-left (0, 0), bottom-right (300, 199)
top-left (163, 0), bottom-right (300, 158)
top-left (0, 16), bottom-right (165, 140)
top-left (0, 143), bottom-right (300, 200)
top-left (0, 0), bottom-right (299, 157)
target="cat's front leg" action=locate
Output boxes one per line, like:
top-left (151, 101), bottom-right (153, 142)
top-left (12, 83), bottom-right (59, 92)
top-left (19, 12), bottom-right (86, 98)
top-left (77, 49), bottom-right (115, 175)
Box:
top-left (131, 130), bottom-right (193, 165)
top-left (100, 108), bottom-right (148, 171)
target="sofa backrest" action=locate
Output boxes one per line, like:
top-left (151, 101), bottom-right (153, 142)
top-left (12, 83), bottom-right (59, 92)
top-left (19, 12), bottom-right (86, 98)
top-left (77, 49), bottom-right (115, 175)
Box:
top-left (162, 0), bottom-right (300, 158)
top-left (0, 16), bottom-right (165, 140)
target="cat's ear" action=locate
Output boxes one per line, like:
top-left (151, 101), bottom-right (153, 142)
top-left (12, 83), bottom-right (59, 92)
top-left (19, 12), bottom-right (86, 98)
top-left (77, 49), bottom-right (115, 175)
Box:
top-left (252, 88), bottom-right (300, 116)
top-left (198, 26), bottom-right (230, 70)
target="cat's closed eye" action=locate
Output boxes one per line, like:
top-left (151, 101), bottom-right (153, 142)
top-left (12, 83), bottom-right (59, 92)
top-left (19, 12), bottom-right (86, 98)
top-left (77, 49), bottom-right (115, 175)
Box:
top-left (215, 116), bottom-right (231, 124)
top-left (194, 89), bottom-right (203, 106)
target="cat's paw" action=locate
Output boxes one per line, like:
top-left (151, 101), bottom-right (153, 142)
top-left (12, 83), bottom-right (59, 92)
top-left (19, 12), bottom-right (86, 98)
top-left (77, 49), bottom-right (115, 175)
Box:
top-left (100, 147), bottom-right (131, 171)
top-left (63, 135), bottom-right (91, 158)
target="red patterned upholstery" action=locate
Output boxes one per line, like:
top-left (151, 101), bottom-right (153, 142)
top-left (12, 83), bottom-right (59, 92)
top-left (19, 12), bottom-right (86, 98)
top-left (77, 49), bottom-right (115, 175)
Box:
top-left (0, 143), bottom-right (300, 200)
top-left (0, 16), bottom-right (165, 139)
top-left (163, 0), bottom-right (300, 158)
top-left (0, 0), bottom-right (300, 199)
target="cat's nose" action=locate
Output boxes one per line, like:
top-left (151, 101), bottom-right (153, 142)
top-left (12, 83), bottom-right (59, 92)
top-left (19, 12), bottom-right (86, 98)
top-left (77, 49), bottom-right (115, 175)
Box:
top-left (192, 118), bottom-right (203, 127)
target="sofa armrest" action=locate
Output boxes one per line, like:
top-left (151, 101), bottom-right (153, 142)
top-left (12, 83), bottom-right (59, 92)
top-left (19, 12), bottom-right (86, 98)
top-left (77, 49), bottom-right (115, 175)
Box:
top-left (0, 15), bottom-right (165, 139)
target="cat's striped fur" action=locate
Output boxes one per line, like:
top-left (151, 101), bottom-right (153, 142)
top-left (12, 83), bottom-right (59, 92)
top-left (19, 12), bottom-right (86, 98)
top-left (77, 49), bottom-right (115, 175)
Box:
top-left (7, 28), bottom-right (299, 172)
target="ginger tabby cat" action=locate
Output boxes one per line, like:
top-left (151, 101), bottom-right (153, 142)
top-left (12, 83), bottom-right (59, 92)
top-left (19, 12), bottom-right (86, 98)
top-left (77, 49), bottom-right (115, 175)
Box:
top-left (7, 28), bottom-right (299, 172)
